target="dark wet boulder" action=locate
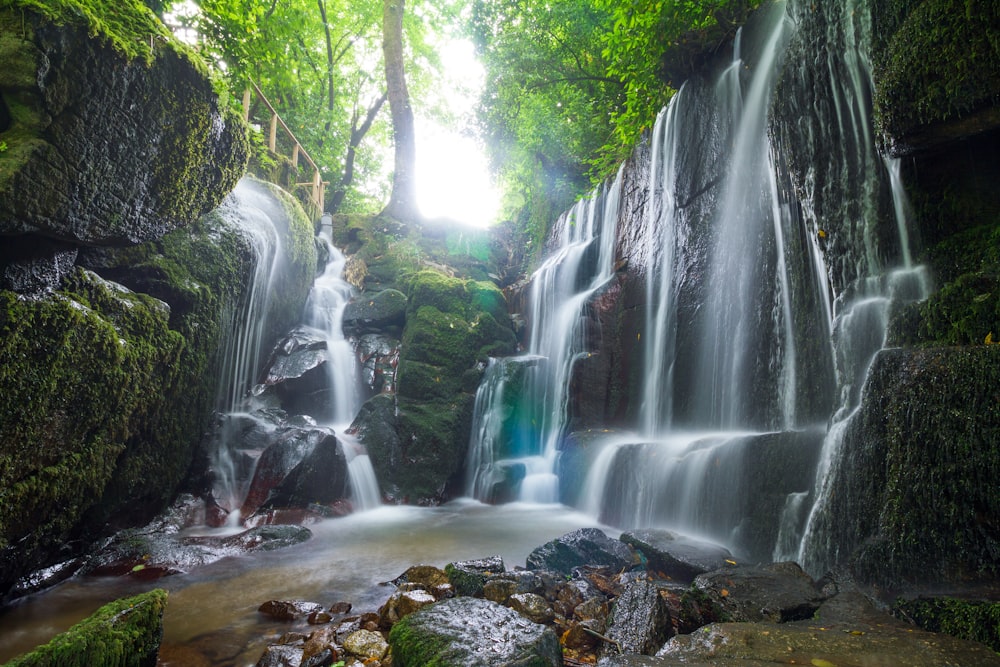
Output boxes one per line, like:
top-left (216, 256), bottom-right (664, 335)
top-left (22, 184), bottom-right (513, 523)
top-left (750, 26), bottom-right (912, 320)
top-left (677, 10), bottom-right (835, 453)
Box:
top-left (3, 589), bottom-right (167, 667)
top-left (445, 555), bottom-right (506, 597)
top-left (388, 597), bottom-right (562, 667)
top-left (82, 515), bottom-right (311, 579)
top-left (241, 427), bottom-right (338, 517)
top-left (602, 580), bottom-right (673, 657)
top-left (526, 528), bottom-right (634, 576)
top-left (621, 529), bottom-right (734, 583)
top-left (257, 431), bottom-right (349, 513)
top-left (0, 237), bottom-right (78, 296)
top-left (349, 393), bottom-right (404, 499)
top-left (692, 561), bottom-right (826, 624)
top-left (342, 288), bottom-right (407, 333)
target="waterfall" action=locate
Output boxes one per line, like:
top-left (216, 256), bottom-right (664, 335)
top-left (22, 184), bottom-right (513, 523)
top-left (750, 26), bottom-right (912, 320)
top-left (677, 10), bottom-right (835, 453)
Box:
top-left (209, 196), bottom-right (379, 520)
top-left (465, 0), bottom-right (932, 564)
top-left (306, 219), bottom-right (379, 509)
top-left (305, 227), bottom-right (361, 429)
top-left (465, 172), bottom-right (623, 503)
top-left (210, 181), bottom-right (285, 515)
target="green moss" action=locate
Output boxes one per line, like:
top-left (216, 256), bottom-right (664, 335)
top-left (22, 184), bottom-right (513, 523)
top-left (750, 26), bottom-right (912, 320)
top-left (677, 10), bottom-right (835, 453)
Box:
top-left (393, 396), bottom-right (475, 501)
top-left (7, 0), bottom-right (171, 64)
top-left (5, 589), bottom-right (167, 666)
top-left (846, 347), bottom-right (1000, 587)
top-left (893, 597), bottom-right (1000, 653)
top-left (873, 0), bottom-right (1000, 141)
top-left (388, 615), bottom-right (453, 667)
top-left (0, 272), bottom-right (183, 558)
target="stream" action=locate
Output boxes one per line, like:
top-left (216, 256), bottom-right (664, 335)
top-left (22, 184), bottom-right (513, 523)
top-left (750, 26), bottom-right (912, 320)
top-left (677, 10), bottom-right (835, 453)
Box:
top-left (0, 501), bottom-right (605, 665)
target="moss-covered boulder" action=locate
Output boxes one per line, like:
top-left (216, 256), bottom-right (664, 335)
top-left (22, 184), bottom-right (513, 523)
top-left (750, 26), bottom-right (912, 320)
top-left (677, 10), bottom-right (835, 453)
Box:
top-left (4, 588), bottom-right (167, 667)
top-left (870, 0), bottom-right (1000, 154)
top-left (802, 346), bottom-right (1000, 587)
top-left (0, 178), bottom-right (316, 597)
top-left (372, 270), bottom-right (515, 502)
top-left (0, 0), bottom-right (249, 246)
top-left (388, 597), bottom-right (562, 667)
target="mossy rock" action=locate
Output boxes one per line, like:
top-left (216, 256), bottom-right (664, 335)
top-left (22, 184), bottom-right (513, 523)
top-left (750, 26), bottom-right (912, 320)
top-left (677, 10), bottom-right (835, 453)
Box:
top-left (392, 396), bottom-right (476, 503)
top-left (893, 596), bottom-right (1000, 652)
top-left (0, 0), bottom-right (249, 245)
top-left (872, 0), bottom-right (1000, 153)
top-left (0, 271), bottom-right (185, 591)
top-left (4, 589), bottom-right (167, 667)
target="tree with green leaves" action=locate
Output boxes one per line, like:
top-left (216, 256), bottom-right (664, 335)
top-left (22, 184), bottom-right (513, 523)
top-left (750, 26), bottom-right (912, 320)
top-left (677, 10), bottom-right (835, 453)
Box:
top-left (470, 0), bottom-right (759, 258)
top-left (382, 0), bottom-right (417, 221)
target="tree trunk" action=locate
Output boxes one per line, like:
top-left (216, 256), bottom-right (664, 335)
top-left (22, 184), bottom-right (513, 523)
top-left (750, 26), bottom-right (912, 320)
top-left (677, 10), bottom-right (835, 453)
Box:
top-left (382, 0), bottom-right (417, 221)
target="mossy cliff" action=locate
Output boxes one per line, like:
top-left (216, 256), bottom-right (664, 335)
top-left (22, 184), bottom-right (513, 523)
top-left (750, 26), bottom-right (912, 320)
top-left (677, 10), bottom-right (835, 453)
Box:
top-left (869, 0), bottom-right (1000, 155)
top-left (339, 215), bottom-right (517, 504)
top-left (0, 178), bottom-right (317, 598)
top-left (4, 588), bottom-right (167, 667)
top-left (0, 0), bottom-right (249, 246)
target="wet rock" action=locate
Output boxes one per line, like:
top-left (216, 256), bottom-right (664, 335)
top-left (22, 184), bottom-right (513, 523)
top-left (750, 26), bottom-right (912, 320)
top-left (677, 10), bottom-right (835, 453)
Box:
top-left (602, 580), bottom-right (673, 657)
top-left (260, 328), bottom-right (332, 415)
top-left (208, 525), bottom-right (313, 552)
top-left (349, 394), bottom-right (403, 496)
top-left (553, 577), bottom-right (607, 619)
top-left (388, 597), bottom-right (562, 667)
top-left (0, 237), bottom-right (78, 296)
top-left (329, 601), bottom-right (353, 614)
top-left (301, 625), bottom-right (339, 664)
top-left (241, 427), bottom-right (339, 516)
top-left (483, 570), bottom-right (541, 604)
top-left (0, 5), bottom-right (248, 247)
top-left (379, 589), bottom-right (437, 627)
top-left (562, 619), bottom-right (603, 652)
top-left (509, 592), bottom-right (555, 624)
top-left (342, 629), bottom-right (389, 661)
top-left (526, 528), bottom-right (634, 575)
top-left (258, 600), bottom-right (327, 622)
top-left (255, 644), bottom-right (303, 667)
top-left (693, 561), bottom-right (827, 623)
top-left (357, 333), bottom-right (400, 394)
top-left (621, 529), bottom-right (734, 583)
top-left (257, 432), bottom-right (349, 513)
top-left (343, 289), bottom-right (407, 333)
top-left (390, 564), bottom-right (450, 588)
top-left (445, 555), bottom-right (505, 597)
top-left (301, 649), bottom-right (335, 667)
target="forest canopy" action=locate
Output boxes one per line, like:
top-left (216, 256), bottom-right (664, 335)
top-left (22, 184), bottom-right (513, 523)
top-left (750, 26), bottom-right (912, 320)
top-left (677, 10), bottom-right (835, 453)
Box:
top-left (146, 0), bottom-right (757, 240)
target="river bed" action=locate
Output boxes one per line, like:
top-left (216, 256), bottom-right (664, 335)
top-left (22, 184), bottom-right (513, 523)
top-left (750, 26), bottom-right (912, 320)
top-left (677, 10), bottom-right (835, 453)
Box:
top-left (0, 501), bottom-right (608, 665)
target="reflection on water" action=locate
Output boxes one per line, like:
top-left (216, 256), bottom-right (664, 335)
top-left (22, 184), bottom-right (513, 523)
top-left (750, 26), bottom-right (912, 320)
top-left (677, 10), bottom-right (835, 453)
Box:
top-left (0, 501), bottom-right (606, 665)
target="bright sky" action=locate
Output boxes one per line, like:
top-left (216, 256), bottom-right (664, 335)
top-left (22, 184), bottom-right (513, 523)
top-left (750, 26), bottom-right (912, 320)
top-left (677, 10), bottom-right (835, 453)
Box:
top-left (415, 40), bottom-right (501, 228)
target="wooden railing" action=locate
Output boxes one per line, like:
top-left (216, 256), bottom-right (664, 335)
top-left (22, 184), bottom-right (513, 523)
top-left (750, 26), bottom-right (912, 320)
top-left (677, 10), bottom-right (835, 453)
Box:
top-left (242, 80), bottom-right (327, 219)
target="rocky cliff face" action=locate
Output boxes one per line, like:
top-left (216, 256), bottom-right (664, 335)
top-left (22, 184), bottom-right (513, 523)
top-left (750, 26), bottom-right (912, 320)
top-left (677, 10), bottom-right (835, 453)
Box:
top-left (0, 1), bottom-right (303, 599)
top-left (505, 0), bottom-right (1000, 588)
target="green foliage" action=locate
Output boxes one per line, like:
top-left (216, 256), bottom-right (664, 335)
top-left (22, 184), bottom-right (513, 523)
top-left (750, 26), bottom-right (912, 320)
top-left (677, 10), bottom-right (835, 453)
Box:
top-left (470, 0), bottom-right (759, 264)
top-left (5, 589), bottom-right (168, 667)
top-left (893, 597), bottom-right (1000, 653)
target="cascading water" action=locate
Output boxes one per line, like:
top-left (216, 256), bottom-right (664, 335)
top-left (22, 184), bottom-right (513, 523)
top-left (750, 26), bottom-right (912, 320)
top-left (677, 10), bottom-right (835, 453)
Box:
top-left (465, 171), bottom-right (623, 503)
top-left (307, 217), bottom-right (380, 510)
top-left (305, 226), bottom-right (362, 429)
top-left (467, 0), bottom-right (932, 564)
top-left (209, 199), bottom-right (379, 519)
top-left (210, 181), bottom-right (285, 516)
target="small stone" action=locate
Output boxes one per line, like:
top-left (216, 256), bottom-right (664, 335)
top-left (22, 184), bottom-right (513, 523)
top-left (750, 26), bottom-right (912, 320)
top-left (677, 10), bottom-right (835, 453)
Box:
top-left (509, 592), bottom-right (555, 624)
top-left (343, 629), bottom-right (389, 660)
top-left (329, 601), bottom-right (353, 614)
top-left (307, 610), bottom-right (333, 624)
top-left (259, 600), bottom-right (326, 621)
